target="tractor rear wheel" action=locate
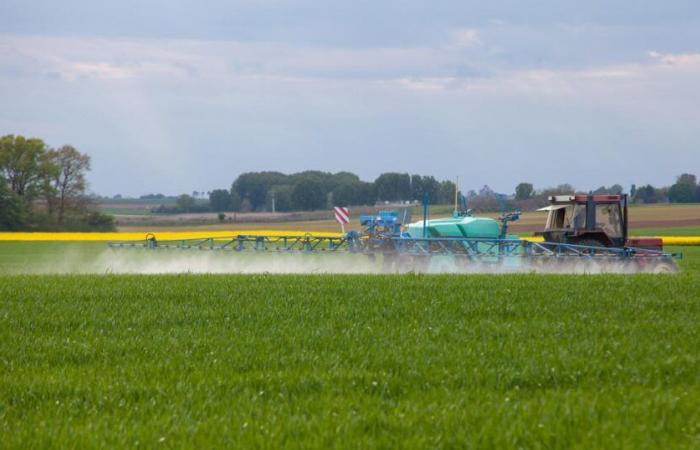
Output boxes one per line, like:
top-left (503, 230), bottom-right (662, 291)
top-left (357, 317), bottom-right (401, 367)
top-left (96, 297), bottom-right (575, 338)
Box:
top-left (576, 239), bottom-right (607, 255)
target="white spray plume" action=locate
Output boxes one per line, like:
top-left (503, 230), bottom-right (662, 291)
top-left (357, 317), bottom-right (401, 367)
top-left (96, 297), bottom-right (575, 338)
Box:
top-left (14, 247), bottom-right (673, 275)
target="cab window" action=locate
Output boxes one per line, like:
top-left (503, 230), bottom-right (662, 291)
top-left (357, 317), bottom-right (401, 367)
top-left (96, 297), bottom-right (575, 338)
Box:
top-left (595, 204), bottom-right (622, 237)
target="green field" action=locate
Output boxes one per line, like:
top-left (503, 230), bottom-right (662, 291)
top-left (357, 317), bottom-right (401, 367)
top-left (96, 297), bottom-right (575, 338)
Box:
top-left (630, 226), bottom-right (700, 236)
top-left (1, 245), bottom-right (699, 448)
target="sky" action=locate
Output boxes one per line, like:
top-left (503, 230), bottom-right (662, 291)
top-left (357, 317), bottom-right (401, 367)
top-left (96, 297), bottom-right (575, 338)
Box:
top-left (1, 1), bottom-right (699, 197)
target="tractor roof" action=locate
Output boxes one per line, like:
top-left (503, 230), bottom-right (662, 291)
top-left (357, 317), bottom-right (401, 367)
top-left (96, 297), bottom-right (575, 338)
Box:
top-left (549, 194), bottom-right (623, 204)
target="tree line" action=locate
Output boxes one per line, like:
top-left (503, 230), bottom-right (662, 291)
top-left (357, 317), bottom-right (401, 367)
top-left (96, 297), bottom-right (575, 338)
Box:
top-left (192, 171), bottom-right (700, 215)
top-left (511, 173), bottom-right (700, 206)
top-left (0, 134), bottom-right (114, 231)
top-left (198, 171), bottom-right (458, 213)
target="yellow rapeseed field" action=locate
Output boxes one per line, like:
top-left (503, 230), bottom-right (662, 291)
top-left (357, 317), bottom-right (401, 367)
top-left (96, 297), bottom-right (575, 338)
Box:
top-left (521, 236), bottom-right (700, 245)
top-left (0, 232), bottom-right (698, 245)
top-left (0, 230), bottom-right (343, 241)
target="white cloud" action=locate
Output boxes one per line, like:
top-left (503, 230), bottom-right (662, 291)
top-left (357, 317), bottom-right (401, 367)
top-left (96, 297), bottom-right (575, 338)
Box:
top-left (448, 28), bottom-right (481, 48)
top-left (648, 51), bottom-right (700, 67)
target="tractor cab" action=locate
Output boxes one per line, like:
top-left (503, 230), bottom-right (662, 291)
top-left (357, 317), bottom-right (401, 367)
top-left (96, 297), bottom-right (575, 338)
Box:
top-left (538, 194), bottom-right (628, 248)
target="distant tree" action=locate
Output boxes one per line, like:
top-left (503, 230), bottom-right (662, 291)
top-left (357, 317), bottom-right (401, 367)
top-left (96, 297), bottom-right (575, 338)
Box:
top-left (438, 180), bottom-right (456, 204)
top-left (82, 211), bottom-right (115, 231)
top-left (609, 184), bottom-right (623, 194)
top-left (229, 190), bottom-right (242, 212)
top-left (676, 173), bottom-right (697, 187)
top-left (375, 173), bottom-right (411, 202)
top-left (113, 194), bottom-right (122, 199)
top-left (330, 171), bottom-right (360, 186)
top-left (0, 175), bottom-right (26, 230)
top-left (594, 184), bottom-right (624, 195)
top-left (209, 189), bottom-right (231, 212)
top-left (538, 184), bottom-right (576, 198)
top-left (635, 184), bottom-right (660, 203)
top-left (232, 171), bottom-right (287, 210)
top-left (239, 198), bottom-right (252, 213)
top-left (478, 185), bottom-right (496, 197)
top-left (44, 145), bottom-right (91, 223)
top-left (668, 173), bottom-right (698, 203)
top-left (0, 134), bottom-right (49, 199)
top-left (668, 183), bottom-right (696, 203)
top-left (410, 175), bottom-right (423, 200)
top-left (332, 182), bottom-right (356, 207)
top-left (514, 182), bottom-right (534, 201)
top-left (176, 194), bottom-right (196, 212)
top-left (266, 185), bottom-right (293, 212)
top-left (332, 181), bottom-right (376, 207)
top-left (630, 184), bottom-right (636, 199)
top-left (291, 179), bottom-right (325, 211)
top-left (420, 176), bottom-right (440, 203)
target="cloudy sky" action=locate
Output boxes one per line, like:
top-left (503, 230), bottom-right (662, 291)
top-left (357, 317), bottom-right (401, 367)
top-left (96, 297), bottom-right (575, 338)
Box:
top-left (1, 1), bottom-right (699, 196)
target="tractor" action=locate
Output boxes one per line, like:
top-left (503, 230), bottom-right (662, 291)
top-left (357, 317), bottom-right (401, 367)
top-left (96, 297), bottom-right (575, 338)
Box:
top-left (538, 194), bottom-right (663, 251)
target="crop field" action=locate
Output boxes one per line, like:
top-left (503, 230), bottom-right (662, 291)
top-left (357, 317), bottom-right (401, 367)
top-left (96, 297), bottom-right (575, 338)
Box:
top-left (0, 242), bottom-right (699, 448)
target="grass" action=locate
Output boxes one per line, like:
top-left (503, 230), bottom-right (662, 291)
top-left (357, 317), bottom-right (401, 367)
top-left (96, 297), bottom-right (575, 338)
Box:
top-left (0, 245), bottom-right (699, 448)
top-left (630, 226), bottom-right (700, 236)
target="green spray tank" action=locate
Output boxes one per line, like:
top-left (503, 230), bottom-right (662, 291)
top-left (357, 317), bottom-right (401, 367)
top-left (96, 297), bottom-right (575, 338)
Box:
top-left (404, 191), bottom-right (520, 241)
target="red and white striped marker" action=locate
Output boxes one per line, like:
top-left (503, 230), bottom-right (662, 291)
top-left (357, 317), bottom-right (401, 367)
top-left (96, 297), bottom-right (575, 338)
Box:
top-left (333, 206), bottom-right (349, 232)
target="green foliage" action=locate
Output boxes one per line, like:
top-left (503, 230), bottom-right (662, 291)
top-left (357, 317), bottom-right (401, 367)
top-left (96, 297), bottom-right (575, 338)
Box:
top-left (0, 177), bottom-right (26, 230)
top-left (676, 173), bottom-right (697, 187)
top-left (82, 211), bottom-right (116, 231)
top-left (0, 134), bottom-right (107, 230)
top-left (634, 184), bottom-right (661, 203)
top-left (668, 173), bottom-right (699, 203)
top-left (514, 182), bottom-right (534, 200)
top-left (374, 172), bottom-right (411, 201)
top-left (593, 184), bottom-right (623, 195)
top-left (538, 184), bottom-right (576, 197)
top-left (409, 175), bottom-right (440, 203)
top-left (266, 185), bottom-right (293, 212)
top-left (668, 182), bottom-right (696, 203)
top-left (0, 253), bottom-right (699, 448)
top-left (0, 134), bottom-right (49, 199)
top-left (332, 181), bottom-right (375, 207)
top-left (232, 172), bottom-right (287, 210)
top-left (232, 171), bottom-right (378, 211)
top-left (139, 193), bottom-right (167, 200)
top-left (291, 179), bottom-right (325, 210)
top-left (175, 194), bottom-right (196, 212)
top-left (44, 145), bottom-right (91, 223)
top-left (229, 190), bottom-right (242, 212)
top-left (226, 171), bottom-right (460, 212)
top-left (209, 189), bottom-right (231, 212)
top-left (438, 180), bottom-right (456, 204)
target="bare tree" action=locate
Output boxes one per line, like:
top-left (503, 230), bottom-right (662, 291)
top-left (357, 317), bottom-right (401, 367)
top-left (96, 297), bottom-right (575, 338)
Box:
top-left (46, 145), bottom-right (91, 223)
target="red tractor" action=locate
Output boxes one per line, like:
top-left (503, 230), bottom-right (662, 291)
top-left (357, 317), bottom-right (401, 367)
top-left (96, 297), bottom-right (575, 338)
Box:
top-left (538, 194), bottom-right (662, 251)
